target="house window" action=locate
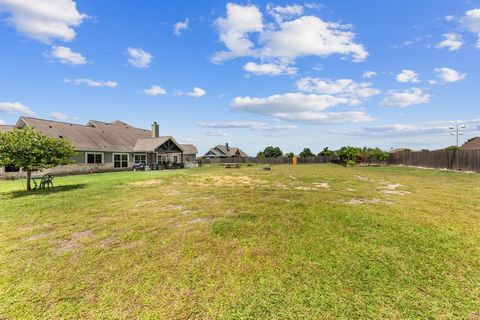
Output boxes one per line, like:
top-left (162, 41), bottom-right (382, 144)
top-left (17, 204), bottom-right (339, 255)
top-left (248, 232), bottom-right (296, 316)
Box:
top-left (5, 165), bottom-right (20, 172)
top-left (134, 154), bottom-right (147, 164)
top-left (86, 153), bottom-right (103, 164)
top-left (114, 154), bottom-right (128, 168)
top-left (158, 155), bottom-right (167, 164)
top-left (173, 155), bottom-right (179, 163)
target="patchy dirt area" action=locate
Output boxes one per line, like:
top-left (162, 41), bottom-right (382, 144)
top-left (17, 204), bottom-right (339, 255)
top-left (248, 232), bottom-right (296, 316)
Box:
top-left (188, 175), bottom-right (267, 187)
top-left (55, 230), bottom-right (93, 253)
top-left (345, 198), bottom-right (392, 205)
top-left (379, 182), bottom-right (411, 196)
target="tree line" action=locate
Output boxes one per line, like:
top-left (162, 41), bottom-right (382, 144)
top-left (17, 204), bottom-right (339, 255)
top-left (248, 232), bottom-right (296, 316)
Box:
top-left (257, 146), bottom-right (390, 166)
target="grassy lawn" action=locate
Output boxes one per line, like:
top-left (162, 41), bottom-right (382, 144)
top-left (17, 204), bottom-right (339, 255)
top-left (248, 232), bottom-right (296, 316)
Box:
top-left (1, 164), bottom-right (479, 319)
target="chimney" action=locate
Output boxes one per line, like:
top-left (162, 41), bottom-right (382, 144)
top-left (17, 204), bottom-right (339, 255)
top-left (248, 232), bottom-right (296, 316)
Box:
top-left (151, 121), bottom-right (159, 138)
top-left (225, 142), bottom-right (229, 151)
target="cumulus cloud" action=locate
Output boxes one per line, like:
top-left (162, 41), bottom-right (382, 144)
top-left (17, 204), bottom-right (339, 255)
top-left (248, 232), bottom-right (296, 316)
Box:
top-left (362, 71), bottom-right (377, 79)
top-left (50, 112), bottom-right (70, 120)
top-left (434, 67), bottom-right (466, 82)
top-left (266, 4), bottom-right (304, 23)
top-left (143, 85), bottom-right (167, 96)
top-left (212, 3), bottom-right (368, 66)
top-left (230, 93), bottom-right (373, 124)
top-left (174, 18), bottom-right (189, 36)
top-left (0, 119), bottom-right (6, 125)
top-left (461, 8), bottom-right (480, 48)
top-left (177, 87), bottom-right (206, 97)
top-left (380, 88), bottom-right (431, 107)
top-left (0, 0), bottom-right (87, 43)
top-left (198, 120), bottom-right (297, 131)
top-left (396, 69), bottom-right (420, 83)
top-left (64, 78), bottom-right (117, 87)
top-left (127, 47), bottom-right (153, 68)
top-left (0, 101), bottom-right (35, 115)
top-left (243, 61), bottom-right (297, 75)
top-left (436, 33), bottom-right (463, 51)
top-left (51, 46), bottom-right (86, 65)
top-left (296, 77), bottom-right (380, 98)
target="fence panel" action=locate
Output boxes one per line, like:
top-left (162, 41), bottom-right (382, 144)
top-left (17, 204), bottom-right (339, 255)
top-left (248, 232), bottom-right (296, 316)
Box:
top-left (387, 150), bottom-right (480, 172)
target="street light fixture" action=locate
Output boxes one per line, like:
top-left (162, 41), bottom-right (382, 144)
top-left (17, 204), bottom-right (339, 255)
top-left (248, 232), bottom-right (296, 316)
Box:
top-left (449, 124), bottom-right (466, 170)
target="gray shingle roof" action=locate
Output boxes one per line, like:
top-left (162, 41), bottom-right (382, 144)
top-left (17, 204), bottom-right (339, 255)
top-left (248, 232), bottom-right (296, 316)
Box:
top-left (204, 144), bottom-right (248, 157)
top-left (17, 117), bottom-right (152, 152)
top-left (181, 144), bottom-right (198, 155)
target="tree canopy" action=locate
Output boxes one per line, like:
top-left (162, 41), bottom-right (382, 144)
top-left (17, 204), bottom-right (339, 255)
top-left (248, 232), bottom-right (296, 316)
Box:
top-left (0, 128), bottom-right (76, 191)
top-left (299, 148), bottom-right (314, 157)
top-left (262, 146), bottom-right (283, 158)
top-left (318, 147), bottom-right (335, 157)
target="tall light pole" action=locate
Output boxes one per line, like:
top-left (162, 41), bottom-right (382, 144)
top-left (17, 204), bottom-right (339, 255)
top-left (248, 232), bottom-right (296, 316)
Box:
top-left (449, 124), bottom-right (465, 170)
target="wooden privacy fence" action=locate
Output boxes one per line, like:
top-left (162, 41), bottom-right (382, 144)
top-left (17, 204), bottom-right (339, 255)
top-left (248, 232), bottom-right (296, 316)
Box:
top-left (388, 150), bottom-right (480, 172)
top-left (202, 156), bottom-right (335, 165)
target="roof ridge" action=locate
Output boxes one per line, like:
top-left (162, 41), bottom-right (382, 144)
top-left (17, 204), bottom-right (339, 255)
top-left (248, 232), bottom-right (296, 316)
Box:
top-left (20, 116), bottom-right (92, 128)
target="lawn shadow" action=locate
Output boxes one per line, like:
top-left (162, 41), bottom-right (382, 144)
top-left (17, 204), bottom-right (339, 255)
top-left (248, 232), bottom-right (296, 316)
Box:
top-left (3, 184), bottom-right (87, 199)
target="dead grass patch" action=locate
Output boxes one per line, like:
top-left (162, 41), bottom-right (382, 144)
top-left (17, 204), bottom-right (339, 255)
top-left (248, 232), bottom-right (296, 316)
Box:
top-left (55, 230), bottom-right (93, 253)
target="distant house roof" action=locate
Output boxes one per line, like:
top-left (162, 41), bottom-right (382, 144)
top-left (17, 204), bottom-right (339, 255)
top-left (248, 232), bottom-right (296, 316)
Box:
top-left (389, 148), bottom-right (412, 153)
top-left (0, 125), bottom-right (14, 132)
top-left (460, 137), bottom-right (480, 150)
top-left (181, 144), bottom-right (198, 155)
top-left (203, 144), bottom-right (248, 158)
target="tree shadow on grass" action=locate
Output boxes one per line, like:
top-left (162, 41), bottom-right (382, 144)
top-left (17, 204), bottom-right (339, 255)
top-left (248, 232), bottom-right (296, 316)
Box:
top-left (3, 184), bottom-right (87, 199)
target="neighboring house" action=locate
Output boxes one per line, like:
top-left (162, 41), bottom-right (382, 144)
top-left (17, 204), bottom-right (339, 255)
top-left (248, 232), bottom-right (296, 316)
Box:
top-left (0, 117), bottom-right (198, 178)
top-left (181, 144), bottom-right (198, 162)
top-left (203, 143), bottom-right (248, 158)
top-left (460, 137), bottom-right (480, 150)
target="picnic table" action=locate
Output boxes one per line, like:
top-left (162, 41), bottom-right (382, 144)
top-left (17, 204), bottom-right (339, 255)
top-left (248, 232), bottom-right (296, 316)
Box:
top-left (32, 173), bottom-right (55, 190)
top-left (223, 163), bottom-right (241, 169)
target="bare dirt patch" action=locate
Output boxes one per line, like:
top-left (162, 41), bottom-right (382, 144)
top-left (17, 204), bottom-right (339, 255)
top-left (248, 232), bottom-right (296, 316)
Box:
top-left (56, 230), bottom-right (93, 253)
top-left (355, 175), bottom-right (369, 182)
top-left (345, 198), bottom-right (392, 205)
top-left (26, 232), bottom-right (50, 241)
top-left (189, 175), bottom-right (267, 188)
top-left (129, 180), bottom-right (163, 187)
top-left (379, 182), bottom-right (411, 196)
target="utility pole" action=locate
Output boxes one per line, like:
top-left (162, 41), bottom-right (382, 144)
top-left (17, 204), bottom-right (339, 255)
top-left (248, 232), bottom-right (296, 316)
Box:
top-left (449, 124), bottom-right (465, 171)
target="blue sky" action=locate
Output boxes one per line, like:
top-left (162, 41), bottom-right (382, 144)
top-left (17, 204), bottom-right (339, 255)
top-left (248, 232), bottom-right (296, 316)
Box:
top-left (0, 0), bottom-right (479, 155)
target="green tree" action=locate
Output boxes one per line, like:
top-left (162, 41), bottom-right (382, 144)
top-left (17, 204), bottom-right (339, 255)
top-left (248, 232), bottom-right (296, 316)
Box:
top-left (299, 147), bottom-right (314, 157)
top-left (0, 128), bottom-right (76, 191)
top-left (318, 147), bottom-right (335, 157)
top-left (336, 146), bottom-right (362, 163)
top-left (262, 146), bottom-right (283, 158)
top-left (464, 136), bottom-right (479, 144)
top-left (284, 152), bottom-right (294, 158)
top-left (444, 145), bottom-right (459, 151)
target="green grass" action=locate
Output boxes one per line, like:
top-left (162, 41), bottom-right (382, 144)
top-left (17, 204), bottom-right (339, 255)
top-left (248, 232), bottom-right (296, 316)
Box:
top-left (1, 164), bottom-right (479, 319)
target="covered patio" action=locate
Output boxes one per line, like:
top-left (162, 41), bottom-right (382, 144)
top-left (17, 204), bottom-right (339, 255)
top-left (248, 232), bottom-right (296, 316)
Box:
top-left (133, 136), bottom-right (185, 170)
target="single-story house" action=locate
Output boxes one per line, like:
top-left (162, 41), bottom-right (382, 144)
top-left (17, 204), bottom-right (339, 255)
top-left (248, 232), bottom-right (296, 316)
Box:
top-left (203, 143), bottom-right (248, 158)
top-left (0, 117), bottom-right (197, 178)
top-left (460, 137), bottom-right (480, 150)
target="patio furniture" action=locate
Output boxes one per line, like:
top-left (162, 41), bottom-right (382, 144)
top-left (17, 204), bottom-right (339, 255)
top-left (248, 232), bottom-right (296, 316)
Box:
top-left (32, 173), bottom-right (54, 190)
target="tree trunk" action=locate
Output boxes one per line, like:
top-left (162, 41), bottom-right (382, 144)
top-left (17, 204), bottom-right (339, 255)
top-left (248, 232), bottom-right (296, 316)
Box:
top-left (26, 170), bottom-right (32, 191)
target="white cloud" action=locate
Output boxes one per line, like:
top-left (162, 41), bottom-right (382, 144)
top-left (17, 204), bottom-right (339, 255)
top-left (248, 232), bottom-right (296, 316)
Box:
top-left (143, 85), bottom-right (167, 96)
top-left (296, 77), bottom-right (380, 98)
top-left (434, 67), bottom-right (466, 82)
top-left (380, 88), bottom-right (431, 107)
top-left (266, 4), bottom-right (304, 23)
top-left (343, 119), bottom-right (480, 138)
top-left (50, 112), bottom-right (69, 120)
top-left (64, 78), bottom-right (117, 87)
top-left (206, 130), bottom-right (227, 136)
top-left (212, 4), bottom-right (368, 64)
top-left (198, 120), bottom-right (297, 131)
top-left (0, 119), bottom-right (6, 125)
top-left (177, 87), bottom-right (206, 97)
top-left (0, 0), bottom-right (87, 43)
top-left (174, 18), bottom-right (189, 36)
top-left (51, 46), bottom-right (86, 65)
top-left (230, 92), bottom-right (373, 124)
top-left (212, 3), bottom-right (264, 62)
top-left (461, 8), bottom-right (480, 47)
top-left (362, 71), bottom-right (377, 79)
top-left (396, 69), bottom-right (420, 83)
top-left (0, 102), bottom-right (35, 115)
top-left (127, 47), bottom-right (153, 68)
top-left (436, 33), bottom-right (463, 51)
top-left (243, 61), bottom-right (297, 75)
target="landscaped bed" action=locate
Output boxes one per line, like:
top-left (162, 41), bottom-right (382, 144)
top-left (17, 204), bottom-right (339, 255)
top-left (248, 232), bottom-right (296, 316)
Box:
top-left (1, 164), bottom-right (479, 318)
